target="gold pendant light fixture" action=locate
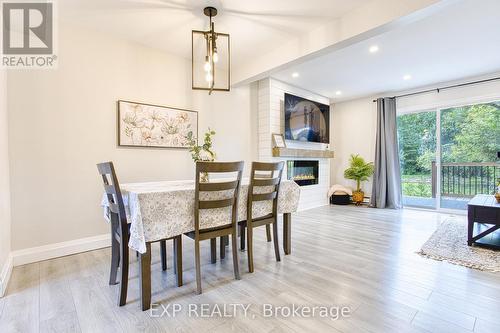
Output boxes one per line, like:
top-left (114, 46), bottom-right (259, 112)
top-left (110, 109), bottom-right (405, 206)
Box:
top-left (192, 7), bottom-right (230, 95)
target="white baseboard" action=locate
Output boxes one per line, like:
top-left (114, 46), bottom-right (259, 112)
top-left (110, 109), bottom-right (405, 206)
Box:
top-left (0, 253), bottom-right (13, 297)
top-left (11, 233), bottom-right (110, 267)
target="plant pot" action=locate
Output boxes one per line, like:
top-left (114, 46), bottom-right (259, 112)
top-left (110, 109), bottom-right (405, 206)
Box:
top-left (352, 191), bottom-right (364, 205)
top-left (495, 192), bottom-right (500, 204)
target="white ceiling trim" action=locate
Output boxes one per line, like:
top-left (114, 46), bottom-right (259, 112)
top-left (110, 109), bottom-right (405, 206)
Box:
top-left (271, 0), bottom-right (500, 103)
top-left (233, 0), bottom-right (453, 85)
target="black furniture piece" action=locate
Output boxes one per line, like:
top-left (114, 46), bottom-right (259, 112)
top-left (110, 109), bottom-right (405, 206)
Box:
top-left (467, 194), bottom-right (500, 249)
top-left (97, 162), bottom-right (182, 309)
top-left (185, 161), bottom-right (244, 294)
top-left (239, 161), bottom-right (284, 272)
top-left (330, 194), bottom-right (350, 205)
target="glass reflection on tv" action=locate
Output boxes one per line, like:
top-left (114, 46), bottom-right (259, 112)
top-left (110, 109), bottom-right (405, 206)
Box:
top-left (284, 93), bottom-right (330, 143)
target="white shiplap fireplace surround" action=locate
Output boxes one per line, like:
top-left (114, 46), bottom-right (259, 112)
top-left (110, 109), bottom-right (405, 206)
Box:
top-left (258, 78), bottom-right (331, 211)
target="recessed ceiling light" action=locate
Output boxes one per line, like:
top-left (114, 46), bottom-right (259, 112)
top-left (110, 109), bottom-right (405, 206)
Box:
top-left (335, 91), bottom-right (342, 96)
top-left (403, 74), bottom-right (412, 80)
top-left (292, 72), bottom-right (299, 78)
top-left (369, 45), bottom-right (379, 53)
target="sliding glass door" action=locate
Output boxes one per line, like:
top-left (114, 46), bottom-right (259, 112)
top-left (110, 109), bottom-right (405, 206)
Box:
top-left (397, 100), bottom-right (500, 211)
top-left (439, 102), bottom-right (500, 210)
top-left (397, 110), bottom-right (437, 209)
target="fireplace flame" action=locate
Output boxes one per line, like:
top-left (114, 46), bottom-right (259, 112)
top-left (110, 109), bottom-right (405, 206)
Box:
top-left (293, 174), bottom-right (316, 181)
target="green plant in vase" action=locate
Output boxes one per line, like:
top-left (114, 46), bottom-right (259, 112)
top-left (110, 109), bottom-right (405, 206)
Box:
top-left (343, 154), bottom-right (374, 205)
top-left (185, 128), bottom-right (216, 182)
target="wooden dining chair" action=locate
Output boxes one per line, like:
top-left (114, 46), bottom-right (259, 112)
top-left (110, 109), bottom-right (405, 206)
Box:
top-left (185, 161), bottom-right (244, 294)
top-left (97, 162), bottom-right (182, 306)
top-left (239, 161), bottom-right (284, 273)
top-left (238, 164), bottom-right (277, 254)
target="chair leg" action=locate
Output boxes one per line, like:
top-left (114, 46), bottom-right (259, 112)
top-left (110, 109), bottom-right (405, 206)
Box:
top-left (109, 234), bottom-right (120, 285)
top-left (247, 225), bottom-right (254, 273)
top-left (210, 238), bottom-right (217, 264)
top-left (272, 221), bottom-right (281, 262)
top-left (160, 240), bottom-right (167, 271)
top-left (195, 239), bottom-right (202, 294)
top-left (220, 236), bottom-right (226, 259)
top-left (231, 228), bottom-right (240, 280)
top-left (174, 236), bottom-right (183, 287)
top-left (118, 238), bottom-right (129, 306)
top-left (240, 224), bottom-right (246, 250)
top-left (266, 224), bottom-right (272, 242)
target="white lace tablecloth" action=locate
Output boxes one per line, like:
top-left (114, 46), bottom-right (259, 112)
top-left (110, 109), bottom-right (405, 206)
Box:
top-left (101, 179), bottom-right (300, 253)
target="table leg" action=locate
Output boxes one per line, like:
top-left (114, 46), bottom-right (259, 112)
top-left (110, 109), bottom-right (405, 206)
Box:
top-left (240, 224), bottom-right (246, 250)
top-left (467, 207), bottom-right (474, 246)
top-left (174, 236), bottom-right (183, 287)
top-left (139, 242), bottom-right (152, 311)
top-left (283, 213), bottom-right (291, 255)
top-left (220, 236), bottom-right (226, 259)
top-left (160, 241), bottom-right (167, 271)
top-left (173, 240), bottom-right (177, 275)
top-left (210, 238), bottom-right (217, 263)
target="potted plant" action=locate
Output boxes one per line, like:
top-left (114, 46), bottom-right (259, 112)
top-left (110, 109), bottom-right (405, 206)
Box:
top-left (343, 154), bottom-right (374, 205)
top-left (185, 128), bottom-right (216, 182)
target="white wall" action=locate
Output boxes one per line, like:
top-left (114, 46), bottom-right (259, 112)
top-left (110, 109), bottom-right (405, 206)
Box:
top-left (330, 97), bottom-right (378, 194)
top-left (258, 78), bottom-right (331, 210)
top-left (0, 68), bottom-right (12, 295)
top-left (330, 75), bottom-right (500, 193)
top-left (7, 23), bottom-right (257, 251)
top-left (198, 82), bottom-right (259, 164)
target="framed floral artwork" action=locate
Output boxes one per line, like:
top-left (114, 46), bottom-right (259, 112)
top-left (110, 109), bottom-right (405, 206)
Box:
top-left (117, 100), bottom-right (198, 148)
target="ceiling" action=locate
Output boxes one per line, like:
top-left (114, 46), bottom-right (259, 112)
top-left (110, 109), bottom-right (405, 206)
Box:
top-left (59, 0), bottom-right (370, 67)
top-left (272, 0), bottom-right (500, 101)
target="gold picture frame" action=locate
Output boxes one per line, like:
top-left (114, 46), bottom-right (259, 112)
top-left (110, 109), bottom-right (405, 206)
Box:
top-left (272, 133), bottom-right (286, 148)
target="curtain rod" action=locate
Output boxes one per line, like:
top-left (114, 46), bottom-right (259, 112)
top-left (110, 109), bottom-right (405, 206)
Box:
top-left (372, 76), bottom-right (500, 102)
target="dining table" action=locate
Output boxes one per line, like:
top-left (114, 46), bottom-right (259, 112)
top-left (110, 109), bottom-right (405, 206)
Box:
top-left (101, 178), bottom-right (300, 309)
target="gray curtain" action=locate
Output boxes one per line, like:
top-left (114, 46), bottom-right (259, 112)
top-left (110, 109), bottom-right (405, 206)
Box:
top-left (370, 98), bottom-right (403, 209)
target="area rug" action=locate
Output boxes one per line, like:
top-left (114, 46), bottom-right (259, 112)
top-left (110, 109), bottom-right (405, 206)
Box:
top-left (418, 218), bottom-right (500, 272)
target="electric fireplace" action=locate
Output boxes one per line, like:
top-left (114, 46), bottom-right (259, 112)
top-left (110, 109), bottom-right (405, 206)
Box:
top-left (287, 160), bottom-right (319, 186)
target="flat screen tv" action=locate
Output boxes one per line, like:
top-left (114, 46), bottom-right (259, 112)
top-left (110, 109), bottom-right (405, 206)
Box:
top-left (284, 93), bottom-right (330, 143)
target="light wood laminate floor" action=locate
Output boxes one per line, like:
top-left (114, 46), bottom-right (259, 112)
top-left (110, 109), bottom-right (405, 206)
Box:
top-left (1, 205), bottom-right (499, 333)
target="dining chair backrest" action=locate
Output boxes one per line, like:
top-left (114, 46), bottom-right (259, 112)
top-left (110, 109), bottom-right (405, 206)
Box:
top-left (194, 161), bottom-right (244, 232)
top-left (247, 161), bottom-right (285, 221)
top-left (97, 162), bottom-right (127, 233)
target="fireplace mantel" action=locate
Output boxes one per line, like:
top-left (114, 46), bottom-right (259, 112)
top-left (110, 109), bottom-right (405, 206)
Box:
top-left (272, 147), bottom-right (335, 159)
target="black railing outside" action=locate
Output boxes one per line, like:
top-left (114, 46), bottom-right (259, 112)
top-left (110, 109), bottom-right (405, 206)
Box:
top-left (437, 162), bottom-right (498, 198)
